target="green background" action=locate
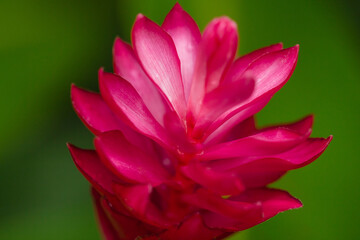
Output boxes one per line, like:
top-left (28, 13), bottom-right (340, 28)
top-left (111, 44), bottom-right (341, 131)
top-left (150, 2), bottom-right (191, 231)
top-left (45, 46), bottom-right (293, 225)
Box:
top-left (0, 0), bottom-right (359, 239)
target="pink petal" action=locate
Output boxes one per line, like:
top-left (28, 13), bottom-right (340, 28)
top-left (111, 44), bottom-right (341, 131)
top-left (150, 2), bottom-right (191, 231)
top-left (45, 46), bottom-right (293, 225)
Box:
top-left (230, 188), bottom-right (303, 219)
top-left (114, 184), bottom-right (177, 228)
top-left (95, 131), bottom-right (171, 186)
top-left (201, 127), bottom-right (310, 161)
top-left (202, 17), bottom-right (239, 93)
top-left (202, 188), bottom-right (302, 231)
top-left (224, 114), bottom-right (312, 142)
top-left (205, 94), bottom-right (272, 145)
top-left (268, 135), bottom-right (333, 168)
top-left (192, 74), bottom-right (255, 139)
top-left (162, 3), bottom-right (201, 101)
top-left (236, 171), bottom-right (286, 188)
top-left (70, 85), bottom-right (123, 135)
top-left (95, 189), bottom-right (159, 240)
top-left (182, 188), bottom-right (261, 220)
top-left (132, 14), bottom-right (186, 120)
top-left (223, 43), bottom-right (283, 84)
top-left (98, 69), bottom-right (172, 149)
top-left (67, 144), bottom-right (118, 195)
top-left (224, 116), bottom-right (257, 141)
top-left (113, 38), bottom-right (168, 125)
top-left (91, 189), bottom-right (120, 240)
top-left (271, 115), bottom-right (313, 135)
top-left (203, 136), bottom-right (331, 187)
top-left (244, 45), bottom-right (299, 98)
top-left (181, 163), bottom-right (245, 195)
top-left (71, 84), bottom-right (154, 152)
top-left (206, 136), bottom-right (332, 172)
top-left (187, 17), bottom-right (238, 125)
top-left (159, 212), bottom-right (224, 240)
top-left (203, 46), bottom-right (299, 141)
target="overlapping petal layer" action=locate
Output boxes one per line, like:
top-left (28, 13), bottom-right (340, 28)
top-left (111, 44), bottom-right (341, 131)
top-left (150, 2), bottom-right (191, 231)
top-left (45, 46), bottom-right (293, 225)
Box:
top-left (133, 14), bottom-right (187, 121)
top-left (199, 45), bottom-right (300, 141)
top-left (98, 69), bottom-right (173, 149)
top-left (187, 16), bottom-right (238, 126)
top-left (113, 38), bottom-right (168, 125)
top-left (202, 188), bottom-right (303, 231)
top-left (95, 131), bottom-right (171, 185)
top-left (162, 3), bottom-right (201, 102)
top-left (71, 85), bottom-right (123, 135)
top-left (68, 3), bottom-right (331, 239)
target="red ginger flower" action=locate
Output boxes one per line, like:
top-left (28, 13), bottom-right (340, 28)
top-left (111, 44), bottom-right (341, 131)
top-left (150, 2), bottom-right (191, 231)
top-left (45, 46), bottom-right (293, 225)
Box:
top-left (68, 3), bottom-right (332, 240)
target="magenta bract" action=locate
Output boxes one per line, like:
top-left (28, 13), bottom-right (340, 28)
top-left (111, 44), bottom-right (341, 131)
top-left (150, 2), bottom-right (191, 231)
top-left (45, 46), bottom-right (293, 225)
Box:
top-left (68, 3), bottom-right (332, 240)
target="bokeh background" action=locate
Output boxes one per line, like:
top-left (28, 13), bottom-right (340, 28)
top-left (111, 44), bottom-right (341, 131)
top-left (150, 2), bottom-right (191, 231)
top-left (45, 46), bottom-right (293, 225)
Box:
top-left (0, 0), bottom-right (359, 239)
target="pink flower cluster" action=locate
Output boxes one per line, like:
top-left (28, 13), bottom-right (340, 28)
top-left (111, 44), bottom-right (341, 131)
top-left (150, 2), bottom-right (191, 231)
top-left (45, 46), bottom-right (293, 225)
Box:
top-left (68, 3), bottom-right (332, 240)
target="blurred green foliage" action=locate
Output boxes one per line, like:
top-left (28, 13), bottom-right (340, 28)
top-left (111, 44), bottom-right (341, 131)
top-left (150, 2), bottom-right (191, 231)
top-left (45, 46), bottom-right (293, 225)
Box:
top-left (0, 0), bottom-right (359, 239)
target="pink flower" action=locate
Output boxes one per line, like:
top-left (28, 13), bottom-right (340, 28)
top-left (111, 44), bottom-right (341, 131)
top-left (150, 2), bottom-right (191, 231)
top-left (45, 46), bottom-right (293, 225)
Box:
top-left (68, 3), bottom-right (332, 240)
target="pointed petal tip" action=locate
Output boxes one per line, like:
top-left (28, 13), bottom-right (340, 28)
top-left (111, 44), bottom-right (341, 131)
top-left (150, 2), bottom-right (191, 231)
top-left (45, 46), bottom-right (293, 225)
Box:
top-left (67, 143), bottom-right (80, 159)
top-left (276, 45), bottom-right (299, 57)
top-left (113, 37), bottom-right (130, 49)
top-left (98, 68), bottom-right (109, 84)
top-left (293, 44), bottom-right (300, 51)
top-left (285, 194), bottom-right (303, 209)
top-left (305, 114), bottom-right (314, 122)
top-left (113, 37), bottom-right (128, 58)
top-left (113, 36), bottom-right (120, 43)
top-left (206, 16), bottom-right (238, 35)
top-left (297, 114), bottom-right (314, 126)
top-left (166, 3), bottom-right (186, 20)
top-left (97, 68), bottom-right (105, 86)
top-left (98, 67), bottom-right (105, 76)
top-left (287, 44), bottom-right (299, 53)
top-left (113, 36), bottom-right (121, 48)
top-left (173, 2), bottom-right (183, 10)
top-left (70, 85), bottom-right (85, 109)
top-left (70, 84), bottom-right (77, 97)
top-left (66, 142), bottom-right (72, 149)
top-left (265, 42), bottom-right (283, 50)
top-left (67, 143), bottom-right (85, 161)
top-left (295, 198), bottom-right (303, 208)
top-left (271, 45), bottom-right (299, 68)
top-left (136, 13), bottom-right (145, 21)
top-left (281, 197), bottom-right (303, 212)
top-left (281, 114), bottom-right (314, 136)
top-left (70, 84), bottom-right (85, 97)
top-left (319, 135), bottom-right (333, 145)
top-left (214, 16), bottom-right (238, 30)
top-left (67, 142), bottom-right (82, 153)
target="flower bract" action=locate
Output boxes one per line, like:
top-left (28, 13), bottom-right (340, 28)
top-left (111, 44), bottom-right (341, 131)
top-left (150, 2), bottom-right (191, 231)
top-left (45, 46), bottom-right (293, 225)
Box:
top-left (68, 3), bottom-right (332, 240)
